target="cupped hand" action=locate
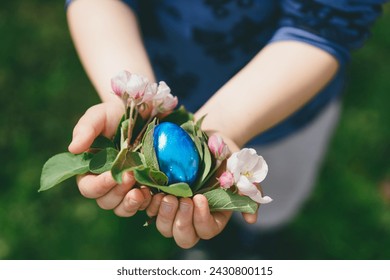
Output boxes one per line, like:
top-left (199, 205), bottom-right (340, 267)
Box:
top-left (146, 193), bottom-right (259, 249)
top-left (144, 131), bottom-right (260, 249)
top-left (68, 102), bottom-right (152, 216)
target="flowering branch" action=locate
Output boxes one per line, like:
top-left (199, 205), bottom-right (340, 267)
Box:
top-left (39, 70), bottom-right (272, 216)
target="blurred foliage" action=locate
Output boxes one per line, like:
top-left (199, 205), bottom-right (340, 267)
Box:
top-left (0, 1), bottom-right (389, 260)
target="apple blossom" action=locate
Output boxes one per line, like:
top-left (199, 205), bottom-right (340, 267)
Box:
top-left (226, 148), bottom-right (272, 204)
top-left (151, 81), bottom-right (178, 116)
top-left (111, 70), bottom-right (152, 106)
top-left (143, 82), bottom-right (158, 103)
top-left (111, 70), bottom-right (131, 104)
top-left (218, 171), bottom-right (234, 189)
top-left (208, 134), bottom-right (230, 161)
top-left (125, 73), bottom-right (150, 105)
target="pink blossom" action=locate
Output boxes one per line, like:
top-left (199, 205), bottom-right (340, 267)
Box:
top-left (126, 74), bottom-right (150, 105)
top-left (111, 70), bottom-right (131, 99)
top-left (218, 171), bottom-right (234, 190)
top-left (151, 81), bottom-right (178, 116)
top-left (111, 71), bottom-right (152, 106)
top-left (208, 134), bottom-right (230, 161)
top-left (226, 148), bottom-right (272, 204)
top-left (142, 82), bottom-right (158, 103)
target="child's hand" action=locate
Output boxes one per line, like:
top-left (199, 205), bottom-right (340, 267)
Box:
top-left (145, 194), bottom-right (231, 248)
top-left (144, 134), bottom-right (259, 249)
top-left (146, 193), bottom-right (258, 249)
top-left (68, 102), bottom-right (152, 216)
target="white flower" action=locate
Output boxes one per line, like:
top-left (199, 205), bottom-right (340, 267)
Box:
top-left (227, 148), bottom-right (272, 204)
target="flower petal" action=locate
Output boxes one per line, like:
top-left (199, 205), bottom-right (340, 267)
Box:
top-left (239, 148), bottom-right (258, 171)
top-left (236, 176), bottom-right (259, 197)
top-left (227, 153), bottom-right (240, 182)
top-left (252, 156), bottom-right (268, 183)
top-left (111, 70), bottom-right (131, 96)
top-left (249, 190), bottom-right (273, 204)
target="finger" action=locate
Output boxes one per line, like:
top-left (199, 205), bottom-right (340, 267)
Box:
top-left (138, 186), bottom-right (152, 210)
top-left (173, 198), bottom-right (199, 249)
top-left (77, 171), bottom-right (117, 199)
top-left (113, 188), bottom-right (147, 217)
top-left (96, 172), bottom-right (136, 210)
top-left (193, 194), bottom-right (231, 240)
top-left (156, 195), bottom-right (179, 238)
top-left (242, 211), bottom-right (258, 224)
top-left (68, 105), bottom-right (107, 154)
top-left (146, 193), bottom-right (165, 217)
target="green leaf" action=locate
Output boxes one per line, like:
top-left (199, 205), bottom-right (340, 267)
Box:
top-left (161, 105), bottom-right (193, 126)
top-left (203, 188), bottom-right (259, 214)
top-left (141, 120), bottom-right (159, 170)
top-left (192, 141), bottom-right (214, 192)
top-left (180, 120), bottom-right (196, 136)
top-left (195, 114), bottom-right (207, 131)
top-left (200, 141), bottom-right (212, 181)
top-left (133, 168), bottom-right (193, 197)
top-left (89, 148), bottom-right (119, 174)
top-left (180, 120), bottom-right (204, 160)
top-left (90, 135), bottom-right (116, 150)
top-left (134, 168), bottom-right (168, 186)
top-left (39, 152), bottom-right (93, 192)
top-left (111, 149), bottom-right (145, 183)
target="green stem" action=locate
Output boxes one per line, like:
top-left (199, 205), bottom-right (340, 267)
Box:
top-left (132, 142), bottom-right (142, 152)
top-left (127, 100), bottom-right (136, 148)
top-left (192, 160), bottom-right (222, 193)
top-left (195, 181), bottom-right (220, 194)
top-left (132, 115), bottom-right (154, 148)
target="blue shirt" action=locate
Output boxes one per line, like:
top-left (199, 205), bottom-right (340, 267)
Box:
top-left (66, 0), bottom-right (385, 144)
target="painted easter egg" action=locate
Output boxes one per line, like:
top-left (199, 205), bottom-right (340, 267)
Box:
top-left (153, 122), bottom-right (200, 186)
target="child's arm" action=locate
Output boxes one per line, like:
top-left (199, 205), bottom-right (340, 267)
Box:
top-left (196, 40), bottom-right (339, 148)
top-left (67, 0), bottom-right (155, 103)
top-left (67, 0), bottom-right (155, 216)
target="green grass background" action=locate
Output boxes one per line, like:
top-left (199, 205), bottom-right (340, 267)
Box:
top-left (0, 1), bottom-right (389, 259)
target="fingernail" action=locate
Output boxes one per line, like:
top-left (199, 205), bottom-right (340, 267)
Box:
top-left (123, 172), bottom-right (136, 186)
top-left (179, 202), bottom-right (191, 213)
top-left (194, 195), bottom-right (205, 208)
top-left (128, 198), bottom-right (138, 207)
top-left (161, 202), bottom-right (173, 214)
top-left (68, 136), bottom-right (78, 150)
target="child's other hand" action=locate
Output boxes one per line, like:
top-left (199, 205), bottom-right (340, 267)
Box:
top-left (146, 193), bottom-right (259, 249)
top-left (144, 134), bottom-right (259, 249)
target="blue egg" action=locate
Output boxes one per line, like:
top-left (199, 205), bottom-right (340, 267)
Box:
top-left (153, 122), bottom-right (200, 186)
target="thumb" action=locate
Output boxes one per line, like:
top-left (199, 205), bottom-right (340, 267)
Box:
top-left (68, 104), bottom-right (110, 154)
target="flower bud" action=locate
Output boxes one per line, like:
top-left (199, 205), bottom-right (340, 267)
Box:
top-left (208, 134), bottom-right (230, 161)
top-left (218, 171), bottom-right (234, 190)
